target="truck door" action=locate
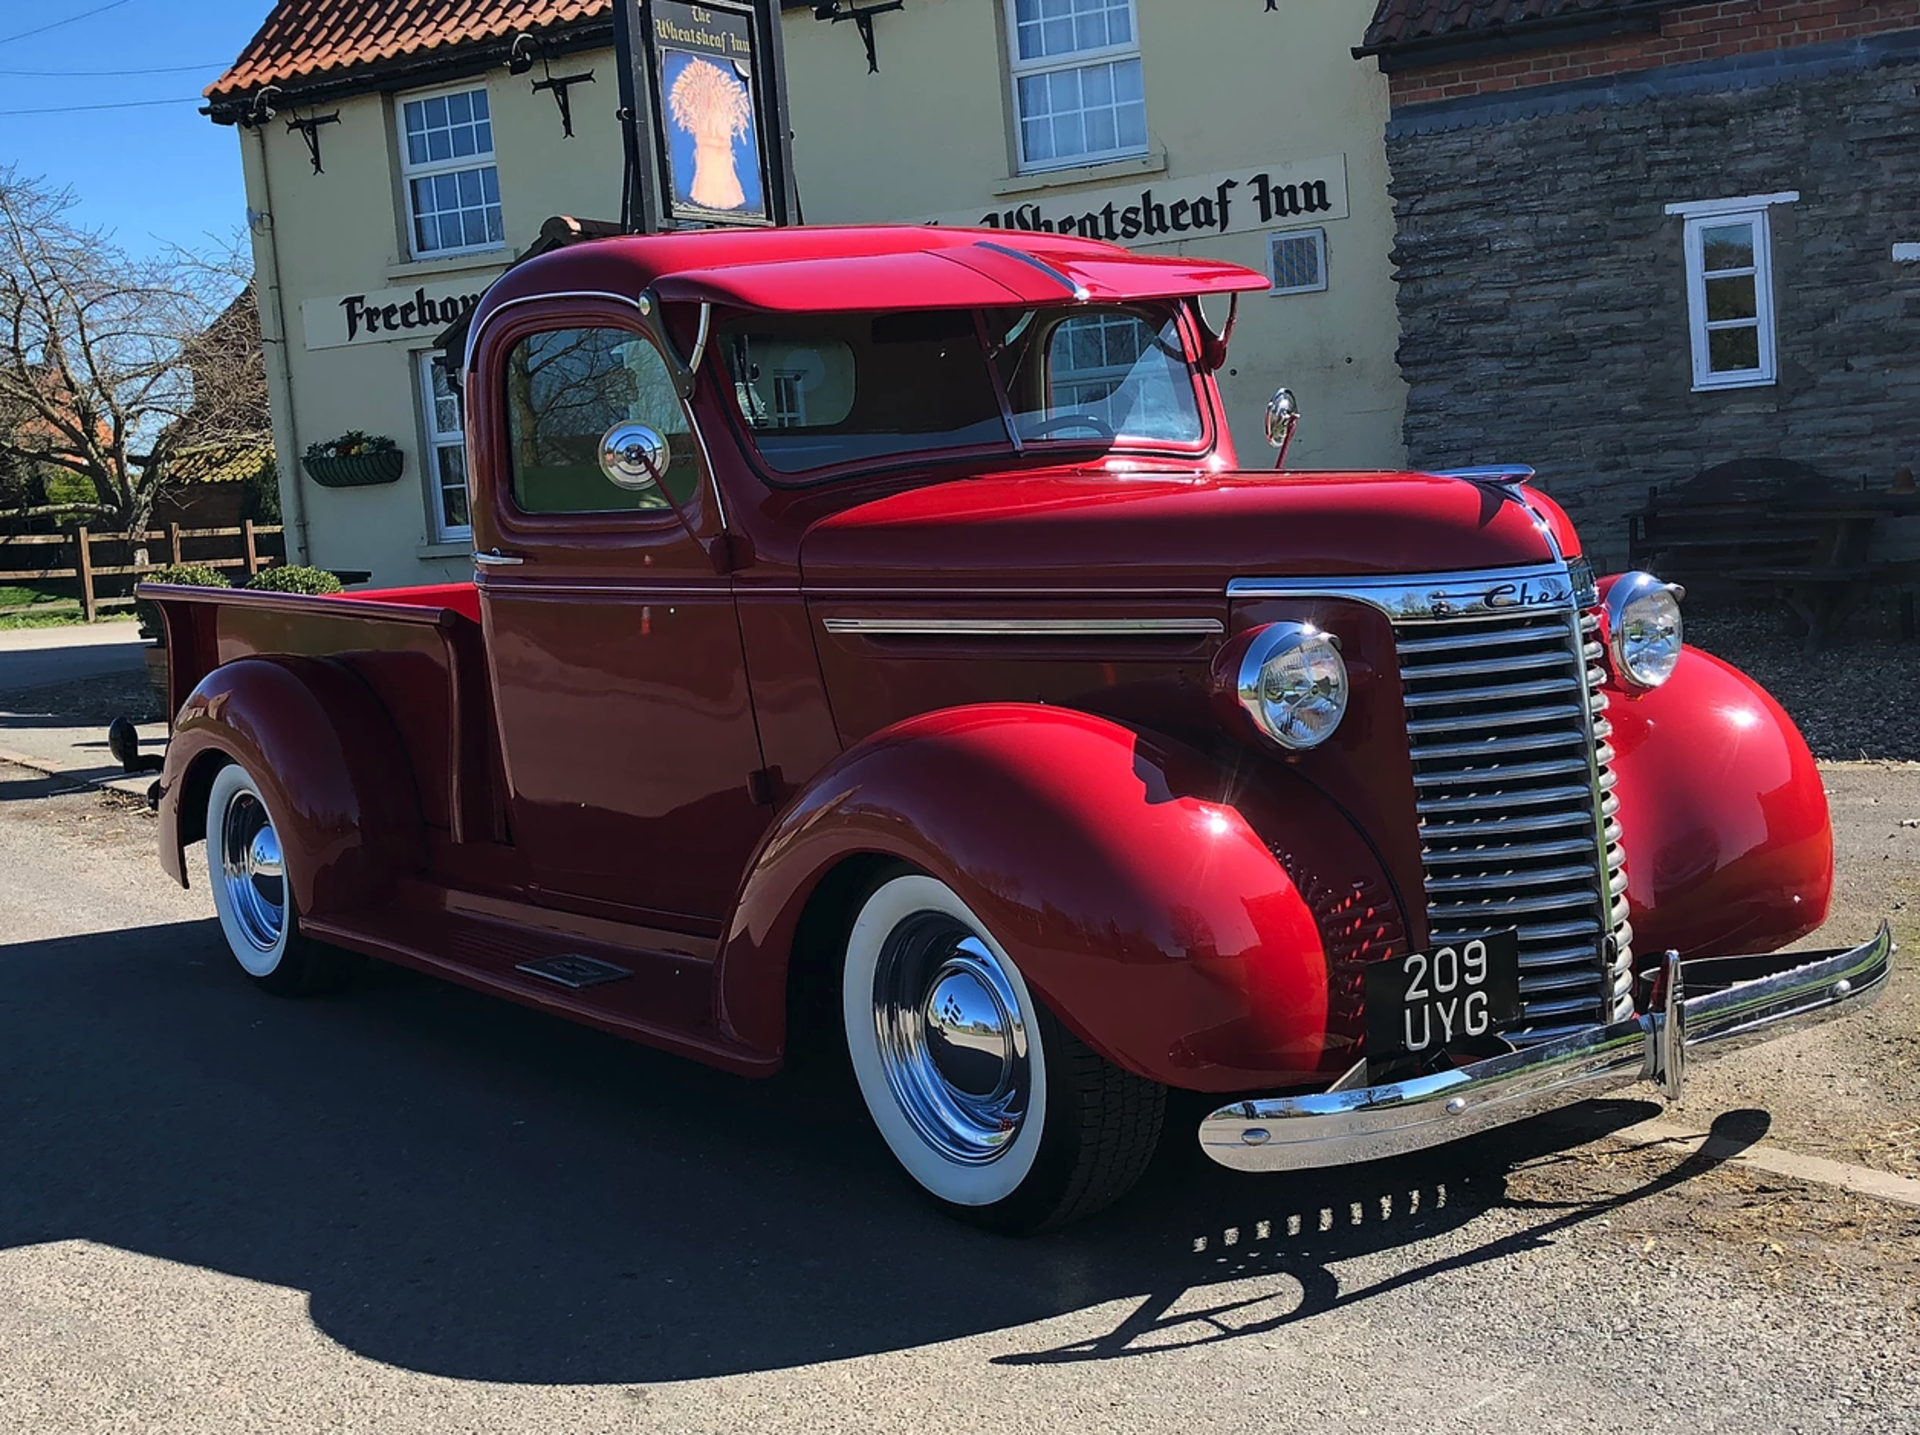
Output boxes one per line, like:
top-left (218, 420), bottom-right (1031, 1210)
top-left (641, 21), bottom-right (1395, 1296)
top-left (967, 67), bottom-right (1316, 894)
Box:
top-left (470, 301), bottom-right (768, 922)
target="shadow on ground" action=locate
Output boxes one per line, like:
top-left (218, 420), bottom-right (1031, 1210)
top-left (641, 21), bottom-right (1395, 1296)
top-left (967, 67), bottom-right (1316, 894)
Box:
top-left (0, 921), bottom-right (1764, 1384)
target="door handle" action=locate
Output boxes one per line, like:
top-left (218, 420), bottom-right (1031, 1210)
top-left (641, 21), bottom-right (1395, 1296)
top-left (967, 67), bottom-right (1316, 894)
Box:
top-left (474, 548), bottom-right (526, 567)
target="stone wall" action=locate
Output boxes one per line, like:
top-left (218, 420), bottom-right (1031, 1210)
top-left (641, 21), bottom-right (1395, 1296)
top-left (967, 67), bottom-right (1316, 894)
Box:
top-left (1384, 39), bottom-right (1920, 567)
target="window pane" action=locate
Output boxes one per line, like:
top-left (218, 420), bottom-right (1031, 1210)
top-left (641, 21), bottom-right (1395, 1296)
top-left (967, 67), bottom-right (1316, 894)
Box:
top-left (1701, 223), bottom-right (1754, 272)
top-left (1705, 273), bottom-right (1757, 322)
top-left (485, 204), bottom-right (504, 244)
top-left (481, 167), bottom-right (500, 203)
top-left (1707, 325), bottom-right (1761, 373)
top-left (438, 214), bottom-right (464, 250)
top-left (451, 125), bottom-right (475, 158)
top-left (1030, 310), bottom-right (1201, 444)
top-left (446, 90), bottom-right (471, 124)
top-left (422, 95), bottom-right (447, 128)
top-left (434, 173), bottom-right (459, 207)
top-left (428, 128), bottom-right (452, 162)
top-left (404, 101), bottom-right (426, 132)
top-left (463, 210), bottom-right (489, 247)
top-left (471, 89), bottom-right (489, 120)
top-left (457, 168), bottom-right (483, 205)
top-left (1113, 55), bottom-right (1143, 102)
top-left (407, 133), bottom-right (428, 166)
top-left (506, 328), bottom-right (696, 514)
top-left (474, 121), bottom-right (493, 154)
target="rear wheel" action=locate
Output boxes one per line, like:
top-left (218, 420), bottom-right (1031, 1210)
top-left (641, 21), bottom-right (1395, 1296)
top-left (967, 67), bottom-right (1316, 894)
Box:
top-left (841, 869), bottom-right (1165, 1233)
top-left (205, 762), bottom-right (356, 997)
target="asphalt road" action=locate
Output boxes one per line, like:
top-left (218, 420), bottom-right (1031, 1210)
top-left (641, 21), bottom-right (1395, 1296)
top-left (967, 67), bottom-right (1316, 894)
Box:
top-left (1, 764), bottom-right (1915, 1435)
top-left (0, 622), bottom-right (146, 697)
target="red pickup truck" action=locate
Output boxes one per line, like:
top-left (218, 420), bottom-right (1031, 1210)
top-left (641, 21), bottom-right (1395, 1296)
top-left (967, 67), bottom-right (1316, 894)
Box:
top-left (142, 225), bottom-right (1890, 1233)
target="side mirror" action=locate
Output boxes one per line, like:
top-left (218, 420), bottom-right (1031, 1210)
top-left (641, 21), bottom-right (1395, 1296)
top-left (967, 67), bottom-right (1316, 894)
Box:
top-left (599, 421), bottom-right (670, 491)
top-left (1264, 388), bottom-right (1299, 469)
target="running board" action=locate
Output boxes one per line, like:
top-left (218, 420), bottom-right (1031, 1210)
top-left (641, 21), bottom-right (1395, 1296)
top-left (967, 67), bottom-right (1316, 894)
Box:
top-left (515, 954), bottom-right (634, 989)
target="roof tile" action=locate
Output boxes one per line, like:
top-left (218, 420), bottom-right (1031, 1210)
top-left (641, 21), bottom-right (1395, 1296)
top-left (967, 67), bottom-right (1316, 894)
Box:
top-left (206, 0), bottom-right (613, 101)
top-left (1361, 0), bottom-right (1663, 52)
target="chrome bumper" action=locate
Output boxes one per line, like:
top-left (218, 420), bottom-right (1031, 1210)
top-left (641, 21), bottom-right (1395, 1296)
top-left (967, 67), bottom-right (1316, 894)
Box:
top-left (1199, 924), bottom-right (1894, 1172)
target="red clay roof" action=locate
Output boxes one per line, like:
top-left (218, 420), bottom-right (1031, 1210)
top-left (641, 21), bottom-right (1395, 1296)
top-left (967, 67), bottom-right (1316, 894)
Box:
top-left (1360, 0), bottom-right (1669, 54)
top-left (206, 0), bottom-right (612, 102)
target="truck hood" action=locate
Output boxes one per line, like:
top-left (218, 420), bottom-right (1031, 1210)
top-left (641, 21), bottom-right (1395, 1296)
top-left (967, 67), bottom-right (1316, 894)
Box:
top-left (799, 468), bottom-right (1573, 593)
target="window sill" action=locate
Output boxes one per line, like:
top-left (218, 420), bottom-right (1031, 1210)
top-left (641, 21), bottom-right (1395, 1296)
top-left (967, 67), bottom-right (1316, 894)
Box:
top-left (387, 249), bottom-right (511, 283)
top-left (993, 148), bottom-right (1167, 197)
top-left (1691, 374), bottom-right (1777, 393)
top-left (417, 540), bottom-right (474, 559)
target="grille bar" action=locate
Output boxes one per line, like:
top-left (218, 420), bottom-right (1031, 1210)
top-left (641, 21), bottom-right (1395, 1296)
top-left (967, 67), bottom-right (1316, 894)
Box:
top-left (1397, 600), bottom-right (1634, 1037)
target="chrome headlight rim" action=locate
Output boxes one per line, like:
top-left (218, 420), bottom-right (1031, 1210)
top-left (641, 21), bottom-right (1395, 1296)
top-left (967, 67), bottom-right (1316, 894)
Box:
top-left (1235, 621), bottom-right (1350, 751)
top-left (1606, 570), bottom-right (1685, 691)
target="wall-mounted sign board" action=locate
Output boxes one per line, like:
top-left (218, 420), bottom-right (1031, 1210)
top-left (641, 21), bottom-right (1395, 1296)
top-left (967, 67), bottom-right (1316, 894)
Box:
top-left (302, 277), bottom-right (499, 351)
top-left (613, 0), bottom-right (798, 232)
top-left (922, 156), bottom-right (1350, 251)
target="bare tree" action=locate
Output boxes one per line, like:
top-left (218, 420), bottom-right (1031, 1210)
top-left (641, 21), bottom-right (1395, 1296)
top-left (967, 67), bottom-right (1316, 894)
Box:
top-left (0, 167), bottom-right (270, 535)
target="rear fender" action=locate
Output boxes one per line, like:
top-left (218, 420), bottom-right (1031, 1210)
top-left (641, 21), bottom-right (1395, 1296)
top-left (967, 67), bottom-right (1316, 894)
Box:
top-left (1605, 646), bottom-right (1832, 958)
top-left (158, 657), bottom-right (426, 916)
top-left (716, 704), bottom-right (1408, 1092)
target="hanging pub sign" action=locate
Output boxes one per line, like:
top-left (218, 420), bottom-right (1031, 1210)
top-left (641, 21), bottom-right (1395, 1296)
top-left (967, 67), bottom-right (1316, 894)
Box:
top-left (613, 0), bottom-right (797, 232)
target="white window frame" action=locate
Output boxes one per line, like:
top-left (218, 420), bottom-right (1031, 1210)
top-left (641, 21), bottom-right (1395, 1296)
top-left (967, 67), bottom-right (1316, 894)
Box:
top-left (1004, 0), bottom-right (1147, 175)
top-left (396, 81), bottom-right (505, 262)
top-left (1666, 191), bottom-right (1795, 392)
top-left (416, 350), bottom-right (471, 543)
top-left (1269, 227), bottom-right (1328, 296)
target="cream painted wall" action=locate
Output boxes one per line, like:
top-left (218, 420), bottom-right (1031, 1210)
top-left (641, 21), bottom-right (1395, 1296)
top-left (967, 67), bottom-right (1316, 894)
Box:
top-left (238, 1), bottom-right (1405, 587)
top-left (240, 58), bottom-right (629, 584)
top-left (778, 0), bottom-right (1407, 472)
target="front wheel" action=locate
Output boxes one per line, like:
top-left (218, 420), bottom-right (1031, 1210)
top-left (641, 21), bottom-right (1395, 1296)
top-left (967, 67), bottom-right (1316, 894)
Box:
top-left (841, 870), bottom-right (1166, 1233)
top-left (205, 761), bottom-right (357, 997)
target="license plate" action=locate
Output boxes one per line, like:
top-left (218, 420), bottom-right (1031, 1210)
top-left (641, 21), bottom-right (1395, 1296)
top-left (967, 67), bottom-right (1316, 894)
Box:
top-left (1365, 929), bottom-right (1522, 1061)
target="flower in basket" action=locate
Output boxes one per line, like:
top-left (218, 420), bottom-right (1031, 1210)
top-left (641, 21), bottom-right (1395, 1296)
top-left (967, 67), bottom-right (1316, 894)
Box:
top-left (304, 431), bottom-right (399, 463)
top-left (303, 432), bottom-right (405, 487)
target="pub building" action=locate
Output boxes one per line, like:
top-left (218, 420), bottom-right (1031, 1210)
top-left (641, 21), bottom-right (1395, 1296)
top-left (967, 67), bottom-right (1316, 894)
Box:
top-left (204, 1), bottom-right (1407, 585)
top-left (1356, 0), bottom-right (1920, 566)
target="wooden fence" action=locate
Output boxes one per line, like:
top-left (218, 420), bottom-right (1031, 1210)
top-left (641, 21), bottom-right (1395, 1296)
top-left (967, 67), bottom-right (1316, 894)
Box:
top-left (0, 522), bottom-right (287, 620)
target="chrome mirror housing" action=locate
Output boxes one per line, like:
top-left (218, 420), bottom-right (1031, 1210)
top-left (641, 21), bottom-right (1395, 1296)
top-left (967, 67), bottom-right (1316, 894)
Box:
top-left (599, 421), bottom-right (670, 491)
top-left (1265, 388), bottom-right (1299, 469)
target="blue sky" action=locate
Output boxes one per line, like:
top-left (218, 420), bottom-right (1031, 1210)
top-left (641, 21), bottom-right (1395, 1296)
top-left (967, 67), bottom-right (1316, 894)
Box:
top-left (0, 0), bottom-right (270, 258)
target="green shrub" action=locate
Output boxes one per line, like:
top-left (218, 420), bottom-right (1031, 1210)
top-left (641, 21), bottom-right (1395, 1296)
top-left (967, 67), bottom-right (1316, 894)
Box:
top-left (136, 562), bottom-right (230, 643)
top-left (245, 564), bottom-right (343, 596)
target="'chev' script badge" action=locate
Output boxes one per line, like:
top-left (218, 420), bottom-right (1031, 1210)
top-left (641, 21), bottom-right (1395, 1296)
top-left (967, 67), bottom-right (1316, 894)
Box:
top-left (1485, 579), bottom-right (1570, 610)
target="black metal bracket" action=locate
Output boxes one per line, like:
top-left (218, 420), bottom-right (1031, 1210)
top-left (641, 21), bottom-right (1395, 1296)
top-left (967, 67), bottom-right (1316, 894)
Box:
top-left (285, 110), bottom-right (341, 174)
top-left (813, 0), bottom-right (905, 74)
top-left (510, 31), bottom-right (597, 138)
top-left (533, 67), bottom-right (597, 138)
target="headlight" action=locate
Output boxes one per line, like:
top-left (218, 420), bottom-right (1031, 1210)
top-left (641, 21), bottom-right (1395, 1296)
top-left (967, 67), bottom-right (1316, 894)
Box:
top-left (1237, 622), bottom-right (1349, 749)
top-left (1607, 571), bottom-right (1684, 689)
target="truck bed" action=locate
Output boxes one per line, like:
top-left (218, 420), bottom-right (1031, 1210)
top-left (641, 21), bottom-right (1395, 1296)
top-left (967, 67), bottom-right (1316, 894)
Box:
top-left (142, 581), bottom-right (496, 842)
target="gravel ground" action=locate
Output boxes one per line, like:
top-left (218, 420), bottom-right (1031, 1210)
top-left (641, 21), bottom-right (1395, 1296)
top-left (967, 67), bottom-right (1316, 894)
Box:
top-left (1686, 592), bottom-right (1920, 761)
top-left (2, 667), bottom-right (163, 727)
top-left (2, 769), bottom-right (1918, 1435)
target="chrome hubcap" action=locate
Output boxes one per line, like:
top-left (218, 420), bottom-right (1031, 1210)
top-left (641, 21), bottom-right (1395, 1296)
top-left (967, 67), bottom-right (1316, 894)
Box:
top-left (873, 915), bottom-right (1030, 1165)
top-left (219, 790), bottom-right (285, 953)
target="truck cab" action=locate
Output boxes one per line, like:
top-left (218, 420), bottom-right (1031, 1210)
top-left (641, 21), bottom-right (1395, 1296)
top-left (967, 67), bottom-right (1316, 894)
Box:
top-left (143, 226), bottom-right (1890, 1232)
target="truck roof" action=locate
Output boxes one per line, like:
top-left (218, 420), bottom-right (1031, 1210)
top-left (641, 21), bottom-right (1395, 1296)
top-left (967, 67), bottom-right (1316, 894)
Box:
top-left (469, 224), bottom-right (1269, 337)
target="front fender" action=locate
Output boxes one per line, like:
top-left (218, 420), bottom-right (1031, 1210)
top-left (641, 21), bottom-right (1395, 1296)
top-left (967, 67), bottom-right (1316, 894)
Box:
top-left (1607, 646), bottom-right (1832, 958)
top-left (158, 656), bottom-right (426, 918)
top-left (716, 704), bottom-right (1409, 1092)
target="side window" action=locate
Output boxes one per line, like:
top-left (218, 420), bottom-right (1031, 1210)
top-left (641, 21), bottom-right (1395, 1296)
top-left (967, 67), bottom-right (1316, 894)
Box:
top-left (503, 326), bottom-right (697, 515)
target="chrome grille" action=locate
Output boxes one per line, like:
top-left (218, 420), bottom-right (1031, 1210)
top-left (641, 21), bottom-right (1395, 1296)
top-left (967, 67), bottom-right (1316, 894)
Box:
top-left (1397, 605), bottom-right (1634, 1039)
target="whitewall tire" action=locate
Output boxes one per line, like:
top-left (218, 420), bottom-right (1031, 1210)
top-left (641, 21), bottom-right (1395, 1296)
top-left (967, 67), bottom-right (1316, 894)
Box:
top-left (841, 869), bottom-right (1166, 1232)
top-left (204, 761), bottom-right (355, 997)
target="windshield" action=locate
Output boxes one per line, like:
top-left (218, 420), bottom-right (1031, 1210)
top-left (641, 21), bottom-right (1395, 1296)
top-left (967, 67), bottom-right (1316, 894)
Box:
top-left (721, 303), bottom-right (1205, 477)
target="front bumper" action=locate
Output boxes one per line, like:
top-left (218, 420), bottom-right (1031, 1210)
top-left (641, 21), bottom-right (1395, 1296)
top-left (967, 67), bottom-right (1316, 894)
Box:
top-left (1200, 924), bottom-right (1894, 1172)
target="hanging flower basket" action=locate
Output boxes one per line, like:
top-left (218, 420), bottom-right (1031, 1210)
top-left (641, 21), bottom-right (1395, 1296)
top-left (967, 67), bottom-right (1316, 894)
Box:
top-left (304, 432), bottom-right (404, 487)
top-left (305, 449), bottom-right (404, 488)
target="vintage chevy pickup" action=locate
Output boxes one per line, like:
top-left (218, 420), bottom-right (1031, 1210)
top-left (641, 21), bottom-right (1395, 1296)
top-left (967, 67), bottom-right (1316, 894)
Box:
top-left (141, 225), bottom-right (1890, 1232)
